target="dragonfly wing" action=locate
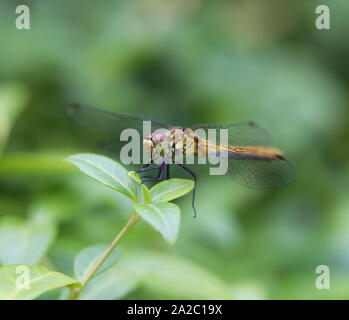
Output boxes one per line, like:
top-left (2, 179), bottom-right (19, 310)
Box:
top-left (191, 122), bottom-right (293, 188)
top-left (68, 104), bottom-right (172, 130)
top-left (190, 121), bottom-right (272, 146)
top-left (67, 104), bottom-right (173, 158)
top-left (228, 157), bottom-right (294, 189)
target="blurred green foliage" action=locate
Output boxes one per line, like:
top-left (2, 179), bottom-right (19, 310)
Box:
top-left (1, 0), bottom-right (349, 299)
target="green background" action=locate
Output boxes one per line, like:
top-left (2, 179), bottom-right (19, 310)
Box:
top-left (1, 0), bottom-right (349, 299)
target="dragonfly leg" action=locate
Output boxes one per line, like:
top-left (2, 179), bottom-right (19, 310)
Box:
top-left (135, 162), bottom-right (156, 173)
top-left (176, 164), bottom-right (197, 218)
top-left (137, 162), bottom-right (163, 179)
top-left (141, 168), bottom-right (163, 179)
top-left (141, 162), bottom-right (167, 183)
top-left (141, 175), bottom-right (157, 179)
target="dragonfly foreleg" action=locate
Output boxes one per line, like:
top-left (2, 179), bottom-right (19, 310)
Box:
top-left (141, 162), bottom-right (167, 183)
top-left (141, 170), bottom-right (162, 179)
top-left (137, 162), bottom-right (163, 179)
top-left (135, 162), bottom-right (155, 173)
top-left (141, 162), bottom-right (171, 180)
top-left (176, 164), bottom-right (197, 218)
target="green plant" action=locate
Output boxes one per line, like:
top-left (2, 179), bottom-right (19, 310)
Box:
top-left (0, 153), bottom-right (195, 300)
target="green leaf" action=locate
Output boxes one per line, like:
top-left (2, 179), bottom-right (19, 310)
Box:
top-left (65, 153), bottom-right (137, 201)
top-left (112, 251), bottom-right (232, 299)
top-left (78, 265), bottom-right (138, 300)
top-left (128, 171), bottom-right (152, 203)
top-left (74, 244), bottom-right (121, 282)
top-left (134, 202), bottom-right (180, 244)
top-left (0, 218), bottom-right (55, 266)
top-left (0, 265), bottom-right (79, 300)
top-left (150, 179), bottom-right (194, 202)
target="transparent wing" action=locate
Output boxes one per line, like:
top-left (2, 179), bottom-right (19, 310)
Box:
top-left (68, 103), bottom-right (172, 131)
top-left (67, 103), bottom-right (173, 158)
top-left (228, 157), bottom-right (294, 189)
top-left (191, 121), bottom-right (294, 188)
top-left (190, 121), bottom-right (272, 146)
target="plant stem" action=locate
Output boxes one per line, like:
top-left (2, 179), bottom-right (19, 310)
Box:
top-left (68, 287), bottom-right (75, 300)
top-left (70, 211), bottom-right (140, 300)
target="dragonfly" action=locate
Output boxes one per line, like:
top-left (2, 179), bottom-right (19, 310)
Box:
top-left (67, 104), bottom-right (294, 217)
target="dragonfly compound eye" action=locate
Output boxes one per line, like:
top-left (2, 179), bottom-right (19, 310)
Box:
top-left (151, 132), bottom-right (166, 144)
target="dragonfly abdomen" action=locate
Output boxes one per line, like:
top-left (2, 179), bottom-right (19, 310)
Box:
top-left (228, 146), bottom-right (286, 161)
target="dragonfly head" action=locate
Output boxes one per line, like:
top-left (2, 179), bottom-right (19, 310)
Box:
top-left (143, 132), bottom-right (167, 158)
